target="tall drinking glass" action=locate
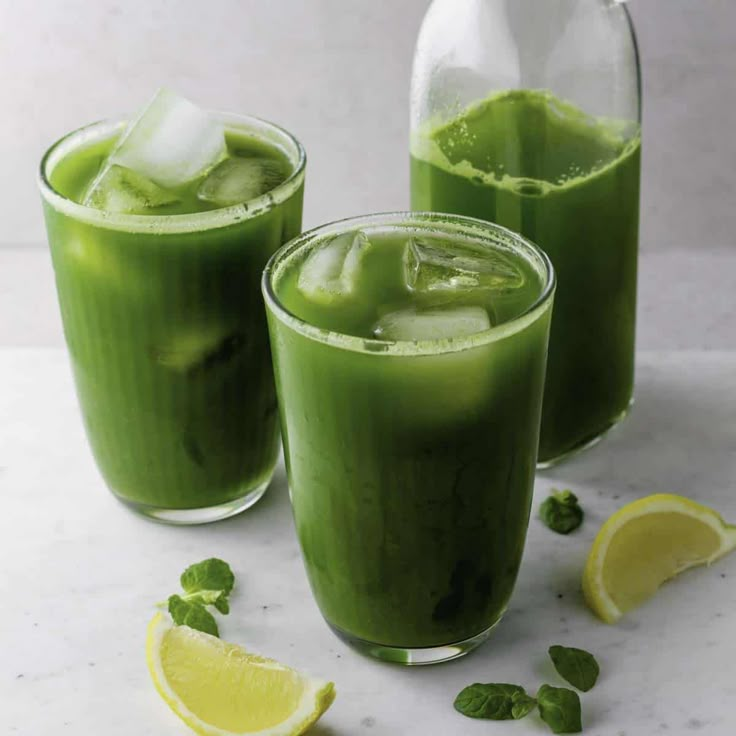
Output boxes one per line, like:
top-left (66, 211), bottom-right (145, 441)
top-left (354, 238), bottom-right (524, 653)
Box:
top-left (39, 114), bottom-right (305, 523)
top-left (263, 212), bottom-right (555, 664)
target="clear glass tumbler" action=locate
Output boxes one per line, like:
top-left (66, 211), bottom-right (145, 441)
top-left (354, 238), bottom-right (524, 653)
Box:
top-left (263, 212), bottom-right (555, 664)
top-left (39, 114), bottom-right (305, 524)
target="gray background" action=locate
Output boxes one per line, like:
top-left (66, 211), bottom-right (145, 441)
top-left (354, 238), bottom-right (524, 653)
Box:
top-left (0, 0), bottom-right (734, 346)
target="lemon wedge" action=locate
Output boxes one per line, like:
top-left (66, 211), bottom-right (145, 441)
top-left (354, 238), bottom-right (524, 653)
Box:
top-left (583, 493), bottom-right (736, 623)
top-left (146, 613), bottom-right (336, 735)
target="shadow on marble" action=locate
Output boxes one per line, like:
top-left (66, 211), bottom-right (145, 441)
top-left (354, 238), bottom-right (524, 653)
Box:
top-left (538, 356), bottom-right (736, 503)
top-left (308, 726), bottom-right (343, 736)
top-left (207, 463), bottom-right (292, 528)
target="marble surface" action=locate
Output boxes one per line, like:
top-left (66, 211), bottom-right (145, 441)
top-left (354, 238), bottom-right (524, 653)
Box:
top-left (2, 348), bottom-right (736, 735)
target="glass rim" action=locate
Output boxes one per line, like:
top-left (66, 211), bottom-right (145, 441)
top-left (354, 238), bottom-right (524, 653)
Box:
top-left (262, 211), bottom-right (556, 357)
top-left (38, 111), bottom-right (307, 235)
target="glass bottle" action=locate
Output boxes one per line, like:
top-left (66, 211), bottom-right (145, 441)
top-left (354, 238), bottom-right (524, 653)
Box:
top-left (410, 0), bottom-right (642, 466)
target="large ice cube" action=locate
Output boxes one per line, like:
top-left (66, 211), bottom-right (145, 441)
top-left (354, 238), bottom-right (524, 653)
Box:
top-left (87, 88), bottom-right (226, 199)
top-left (84, 164), bottom-right (180, 214)
top-left (373, 306), bottom-right (491, 341)
top-left (404, 237), bottom-right (525, 293)
top-left (197, 157), bottom-right (286, 207)
top-left (297, 230), bottom-right (370, 304)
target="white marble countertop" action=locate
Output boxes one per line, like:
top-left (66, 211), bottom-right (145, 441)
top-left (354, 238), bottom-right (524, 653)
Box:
top-left (2, 348), bottom-right (736, 736)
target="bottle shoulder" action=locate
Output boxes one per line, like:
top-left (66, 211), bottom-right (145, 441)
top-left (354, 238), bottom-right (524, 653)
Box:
top-left (411, 0), bottom-right (641, 126)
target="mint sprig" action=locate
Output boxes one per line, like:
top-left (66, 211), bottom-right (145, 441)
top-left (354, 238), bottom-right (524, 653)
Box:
top-left (454, 644), bottom-right (596, 732)
top-left (540, 489), bottom-right (584, 534)
top-left (455, 680), bottom-right (582, 733)
top-left (163, 558), bottom-right (235, 637)
top-left (179, 558), bottom-right (234, 615)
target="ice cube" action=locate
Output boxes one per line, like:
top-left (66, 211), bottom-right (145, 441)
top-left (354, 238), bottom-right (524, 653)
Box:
top-left (404, 237), bottom-right (525, 293)
top-left (373, 306), bottom-right (491, 341)
top-left (152, 328), bottom-right (246, 374)
top-left (297, 230), bottom-right (370, 304)
top-left (90, 88), bottom-right (226, 195)
top-left (84, 164), bottom-right (180, 214)
top-left (197, 157), bottom-right (286, 207)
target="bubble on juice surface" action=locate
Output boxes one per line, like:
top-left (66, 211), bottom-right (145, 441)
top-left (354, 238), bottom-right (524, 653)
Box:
top-left (84, 88), bottom-right (227, 205)
top-left (297, 230), bottom-right (371, 305)
top-left (197, 157), bottom-right (287, 207)
top-left (84, 165), bottom-right (180, 214)
top-left (373, 305), bottom-right (491, 341)
top-left (404, 237), bottom-right (525, 293)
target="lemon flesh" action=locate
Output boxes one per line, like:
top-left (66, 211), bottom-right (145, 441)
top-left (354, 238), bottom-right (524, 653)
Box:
top-left (583, 494), bottom-right (736, 623)
top-left (147, 614), bottom-right (335, 736)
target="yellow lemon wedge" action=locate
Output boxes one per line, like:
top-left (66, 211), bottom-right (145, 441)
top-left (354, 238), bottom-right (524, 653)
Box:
top-left (146, 613), bottom-right (336, 736)
top-left (583, 493), bottom-right (736, 623)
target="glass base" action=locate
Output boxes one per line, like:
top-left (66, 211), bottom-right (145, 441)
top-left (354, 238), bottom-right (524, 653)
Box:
top-left (117, 477), bottom-right (271, 525)
top-left (537, 399), bottom-right (633, 469)
top-left (328, 619), bottom-right (500, 666)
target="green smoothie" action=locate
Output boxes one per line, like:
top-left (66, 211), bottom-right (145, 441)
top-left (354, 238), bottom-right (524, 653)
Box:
top-left (411, 90), bottom-right (641, 464)
top-left (264, 213), bottom-right (555, 659)
top-left (40, 95), bottom-right (305, 522)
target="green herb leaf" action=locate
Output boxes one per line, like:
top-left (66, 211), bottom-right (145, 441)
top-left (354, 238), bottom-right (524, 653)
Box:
top-left (549, 645), bottom-right (600, 692)
top-left (167, 594), bottom-right (219, 637)
top-left (213, 595), bottom-right (230, 615)
top-left (511, 690), bottom-right (537, 720)
top-left (454, 683), bottom-right (526, 720)
top-left (537, 684), bottom-right (582, 734)
top-left (180, 588), bottom-right (230, 614)
top-left (161, 559), bottom-right (235, 637)
top-left (181, 558), bottom-right (235, 597)
top-left (540, 490), bottom-right (584, 534)
top-left (178, 558), bottom-right (234, 617)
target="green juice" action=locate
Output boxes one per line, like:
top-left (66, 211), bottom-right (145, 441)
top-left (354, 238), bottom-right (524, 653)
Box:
top-left (264, 214), bottom-right (554, 655)
top-left (40, 116), bottom-right (304, 521)
top-left (411, 90), bottom-right (641, 464)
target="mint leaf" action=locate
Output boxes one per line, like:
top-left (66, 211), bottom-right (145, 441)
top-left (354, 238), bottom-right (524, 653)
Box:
top-left (161, 559), bottom-right (235, 637)
top-left (549, 645), bottom-right (600, 692)
top-left (181, 558), bottom-right (234, 597)
top-left (213, 595), bottom-right (230, 615)
top-left (537, 684), bottom-right (582, 734)
top-left (454, 683), bottom-right (526, 720)
top-left (178, 558), bottom-right (234, 618)
top-left (168, 594), bottom-right (219, 637)
top-left (540, 490), bottom-right (583, 534)
top-left (511, 690), bottom-right (537, 720)
top-left (180, 588), bottom-right (230, 614)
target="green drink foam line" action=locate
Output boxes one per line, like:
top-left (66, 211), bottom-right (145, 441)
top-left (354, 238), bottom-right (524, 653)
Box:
top-left (411, 89), bottom-right (640, 196)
